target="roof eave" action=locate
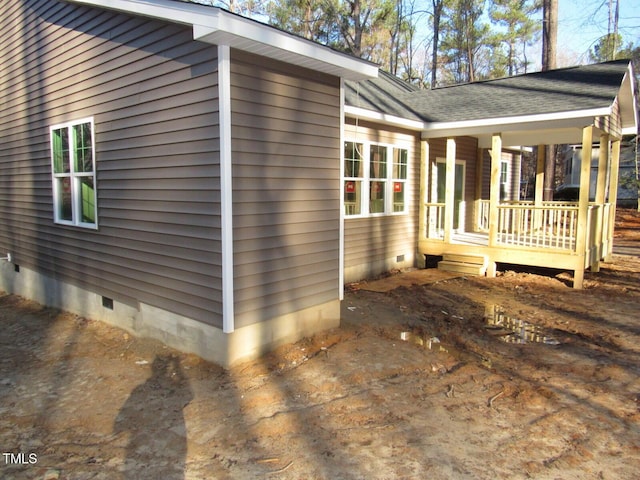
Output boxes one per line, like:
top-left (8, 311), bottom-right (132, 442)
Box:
top-left (420, 107), bottom-right (611, 140)
top-left (420, 108), bottom-right (617, 148)
top-left (344, 105), bottom-right (425, 131)
top-left (66, 0), bottom-right (378, 81)
top-left (619, 64), bottom-right (639, 135)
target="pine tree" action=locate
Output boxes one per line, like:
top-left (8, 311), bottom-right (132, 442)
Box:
top-left (439, 0), bottom-right (490, 84)
top-left (489, 0), bottom-right (541, 76)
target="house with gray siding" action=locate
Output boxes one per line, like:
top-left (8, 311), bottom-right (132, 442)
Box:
top-left (0, 0), bottom-right (377, 367)
top-left (1, 0), bottom-right (636, 367)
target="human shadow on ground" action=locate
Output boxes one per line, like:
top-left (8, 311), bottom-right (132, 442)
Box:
top-left (114, 354), bottom-right (193, 479)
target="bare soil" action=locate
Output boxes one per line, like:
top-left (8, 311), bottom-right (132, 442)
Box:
top-left (1, 210), bottom-right (640, 480)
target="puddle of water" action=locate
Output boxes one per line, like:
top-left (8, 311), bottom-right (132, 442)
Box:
top-left (485, 305), bottom-right (560, 345)
top-left (400, 331), bottom-right (448, 352)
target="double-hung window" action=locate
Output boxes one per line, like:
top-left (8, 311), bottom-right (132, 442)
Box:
top-left (50, 118), bottom-right (97, 228)
top-left (344, 141), bottom-right (364, 215)
top-left (344, 140), bottom-right (409, 217)
top-left (369, 144), bottom-right (387, 214)
top-left (500, 160), bottom-right (509, 201)
top-left (392, 147), bottom-right (408, 212)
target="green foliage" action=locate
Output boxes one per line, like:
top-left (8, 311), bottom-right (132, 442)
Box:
top-left (588, 33), bottom-right (635, 63)
top-left (439, 0), bottom-right (491, 83)
top-left (488, 0), bottom-right (541, 75)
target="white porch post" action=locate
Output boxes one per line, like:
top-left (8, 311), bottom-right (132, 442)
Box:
top-left (488, 134), bottom-right (502, 246)
top-left (443, 138), bottom-right (456, 243)
top-left (487, 133), bottom-right (502, 277)
top-left (473, 148), bottom-right (483, 231)
top-left (605, 139), bottom-right (621, 261)
top-left (534, 144), bottom-right (545, 229)
top-left (574, 125), bottom-right (594, 289)
top-left (417, 140), bottom-right (428, 266)
top-left (595, 134), bottom-right (609, 204)
top-left (593, 133), bottom-right (610, 271)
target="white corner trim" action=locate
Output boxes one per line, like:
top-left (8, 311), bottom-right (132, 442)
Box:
top-left (344, 105), bottom-right (425, 131)
top-left (339, 79), bottom-right (345, 300)
top-left (218, 45), bottom-right (234, 334)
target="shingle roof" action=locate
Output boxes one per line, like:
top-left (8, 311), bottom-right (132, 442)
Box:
top-left (344, 71), bottom-right (423, 121)
top-left (347, 60), bottom-right (632, 124)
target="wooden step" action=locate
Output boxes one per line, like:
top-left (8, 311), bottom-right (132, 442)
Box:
top-left (437, 260), bottom-right (486, 276)
top-left (442, 253), bottom-right (487, 266)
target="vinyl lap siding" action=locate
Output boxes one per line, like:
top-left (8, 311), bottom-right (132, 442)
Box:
top-left (230, 51), bottom-right (341, 329)
top-left (344, 120), bottom-right (420, 281)
top-left (0, 0), bottom-right (223, 327)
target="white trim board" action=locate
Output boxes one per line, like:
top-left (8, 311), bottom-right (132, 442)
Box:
top-left (218, 45), bottom-right (234, 334)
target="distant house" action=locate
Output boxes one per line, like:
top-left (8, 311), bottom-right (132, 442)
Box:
top-left (559, 140), bottom-right (638, 207)
top-left (1, 0), bottom-right (637, 367)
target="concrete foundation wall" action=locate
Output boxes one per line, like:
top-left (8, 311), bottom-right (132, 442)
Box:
top-left (344, 252), bottom-right (416, 284)
top-left (0, 262), bottom-right (340, 368)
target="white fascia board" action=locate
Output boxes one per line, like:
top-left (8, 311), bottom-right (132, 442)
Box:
top-left (420, 107), bottom-right (612, 139)
top-left (345, 105), bottom-right (425, 131)
top-left (67, 0), bottom-right (378, 81)
top-left (619, 66), bottom-right (638, 134)
top-left (66, 0), bottom-right (212, 25)
top-left (192, 17), bottom-right (377, 81)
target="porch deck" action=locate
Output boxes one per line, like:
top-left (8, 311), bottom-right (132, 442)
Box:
top-left (419, 201), bottom-right (613, 277)
top-left (450, 230), bottom-right (577, 250)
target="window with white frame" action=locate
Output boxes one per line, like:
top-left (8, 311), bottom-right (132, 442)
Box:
top-left (500, 160), bottom-right (509, 201)
top-left (344, 141), bottom-right (364, 215)
top-left (50, 118), bottom-right (97, 228)
top-left (392, 147), bottom-right (408, 212)
top-left (369, 144), bottom-right (387, 213)
top-left (344, 141), bottom-right (409, 216)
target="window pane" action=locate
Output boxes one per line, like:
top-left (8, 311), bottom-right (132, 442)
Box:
top-left (52, 128), bottom-right (70, 173)
top-left (79, 176), bottom-right (96, 224)
top-left (393, 148), bottom-right (408, 179)
top-left (500, 162), bottom-right (508, 184)
top-left (344, 180), bottom-right (361, 215)
top-left (370, 145), bottom-right (387, 178)
top-left (393, 182), bottom-right (405, 212)
top-left (370, 181), bottom-right (385, 213)
top-left (74, 123), bottom-right (93, 173)
top-left (344, 142), bottom-right (363, 177)
top-left (56, 178), bottom-right (73, 221)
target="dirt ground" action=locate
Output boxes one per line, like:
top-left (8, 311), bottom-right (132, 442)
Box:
top-left (1, 210), bottom-right (639, 480)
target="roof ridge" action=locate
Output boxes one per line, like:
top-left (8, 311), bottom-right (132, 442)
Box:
top-left (430, 59), bottom-right (631, 91)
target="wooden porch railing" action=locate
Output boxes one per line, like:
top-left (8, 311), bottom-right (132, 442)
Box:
top-left (494, 203), bottom-right (579, 250)
top-left (424, 200), bottom-right (612, 254)
top-left (424, 203), bottom-right (445, 239)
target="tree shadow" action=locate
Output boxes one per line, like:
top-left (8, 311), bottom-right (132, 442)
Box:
top-left (114, 354), bottom-right (193, 479)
